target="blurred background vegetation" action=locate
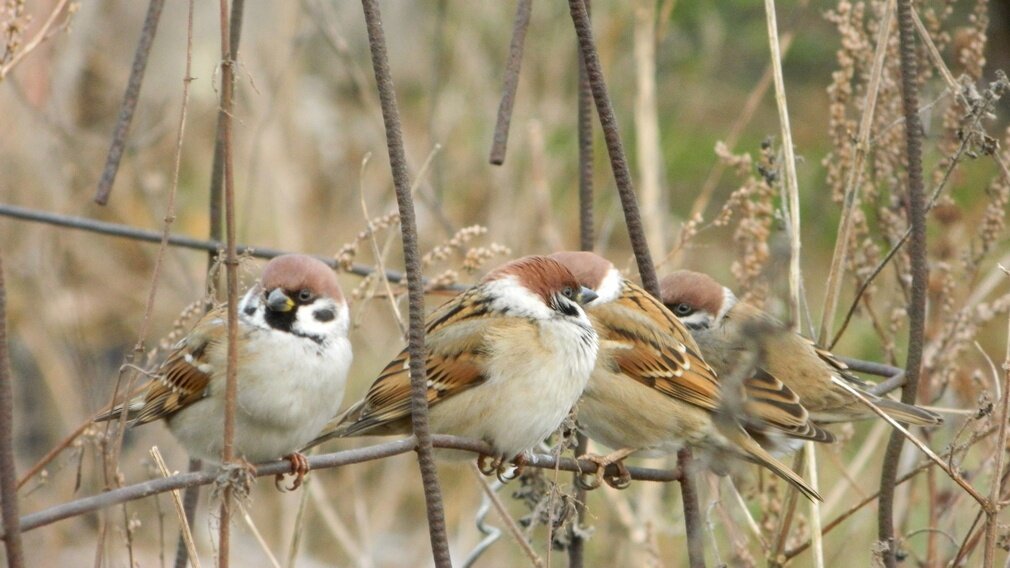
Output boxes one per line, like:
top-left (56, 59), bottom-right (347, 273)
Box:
top-left (2, 0), bottom-right (1010, 566)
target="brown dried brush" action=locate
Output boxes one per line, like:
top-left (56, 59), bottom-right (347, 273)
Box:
top-left (712, 140), bottom-right (777, 305)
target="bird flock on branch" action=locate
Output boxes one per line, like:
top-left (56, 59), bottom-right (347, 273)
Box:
top-left (97, 251), bottom-right (942, 505)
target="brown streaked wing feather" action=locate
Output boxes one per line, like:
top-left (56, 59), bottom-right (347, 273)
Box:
top-left (338, 289), bottom-right (494, 436)
top-left (743, 369), bottom-right (835, 443)
top-left (594, 282), bottom-right (722, 412)
top-left (803, 337), bottom-right (874, 388)
top-left (131, 310), bottom-right (225, 425)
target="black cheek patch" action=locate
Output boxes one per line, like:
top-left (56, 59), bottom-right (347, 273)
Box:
top-left (314, 308), bottom-right (335, 322)
top-left (244, 305), bottom-right (257, 316)
top-left (557, 300), bottom-right (579, 317)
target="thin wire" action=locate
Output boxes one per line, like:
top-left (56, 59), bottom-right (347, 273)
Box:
top-left (0, 204), bottom-right (463, 292)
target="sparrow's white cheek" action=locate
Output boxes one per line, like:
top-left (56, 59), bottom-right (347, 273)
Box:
top-left (679, 312), bottom-right (711, 330)
top-left (593, 268), bottom-right (623, 304)
top-left (484, 276), bottom-right (554, 320)
top-left (293, 299), bottom-right (350, 339)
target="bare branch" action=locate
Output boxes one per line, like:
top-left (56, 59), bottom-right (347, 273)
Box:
top-left (7, 436), bottom-right (680, 538)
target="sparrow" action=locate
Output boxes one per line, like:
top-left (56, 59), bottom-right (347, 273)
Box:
top-left (659, 270), bottom-right (943, 426)
top-left (98, 254), bottom-right (353, 490)
top-left (549, 251), bottom-right (822, 500)
top-left (305, 255), bottom-right (600, 480)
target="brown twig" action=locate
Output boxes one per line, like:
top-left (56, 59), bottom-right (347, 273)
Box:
top-left (173, 1), bottom-right (202, 564)
top-left (93, 0), bottom-right (166, 205)
top-left (828, 72), bottom-right (1010, 351)
top-left (983, 268), bottom-right (1010, 566)
top-left (6, 435), bottom-right (681, 538)
top-left (568, 1), bottom-right (705, 564)
top-left (818, 0), bottom-right (894, 346)
top-left (784, 424), bottom-right (1000, 561)
top-left (358, 1), bottom-right (451, 565)
top-left (836, 380), bottom-right (991, 509)
top-left (488, 0), bottom-right (532, 166)
top-left (678, 32), bottom-right (793, 232)
top-left (768, 450), bottom-right (805, 567)
top-left (0, 0), bottom-right (72, 81)
top-left (0, 255), bottom-right (23, 567)
top-left (877, 1), bottom-right (929, 564)
top-left (214, 0), bottom-right (243, 564)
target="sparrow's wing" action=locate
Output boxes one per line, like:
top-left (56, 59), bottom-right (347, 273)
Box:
top-left (127, 309), bottom-right (224, 425)
top-left (743, 369), bottom-right (834, 443)
top-left (593, 282), bottom-right (722, 412)
top-left (319, 289), bottom-right (495, 439)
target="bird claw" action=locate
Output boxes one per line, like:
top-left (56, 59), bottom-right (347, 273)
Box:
top-left (575, 449), bottom-right (635, 491)
top-left (477, 453), bottom-right (504, 476)
top-left (495, 452), bottom-right (528, 483)
top-left (478, 452), bottom-right (527, 483)
top-left (275, 452), bottom-right (310, 492)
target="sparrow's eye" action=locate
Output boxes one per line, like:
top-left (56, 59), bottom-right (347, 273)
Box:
top-left (297, 289), bottom-right (313, 302)
top-left (672, 303), bottom-right (694, 317)
top-left (561, 286), bottom-right (575, 299)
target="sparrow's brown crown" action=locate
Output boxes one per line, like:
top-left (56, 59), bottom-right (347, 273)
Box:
top-left (548, 251), bottom-right (614, 291)
top-left (484, 255), bottom-right (582, 305)
top-left (260, 255), bottom-right (344, 302)
top-left (660, 270), bottom-right (724, 316)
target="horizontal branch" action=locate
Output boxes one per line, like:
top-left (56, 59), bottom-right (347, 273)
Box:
top-left (835, 356), bottom-right (907, 396)
top-left (0, 203), bottom-right (464, 291)
top-left (8, 434), bottom-right (680, 537)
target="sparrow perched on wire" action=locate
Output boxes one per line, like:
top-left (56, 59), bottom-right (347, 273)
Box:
top-left (549, 251), bottom-right (821, 499)
top-left (659, 270), bottom-right (942, 426)
top-left (98, 254), bottom-right (353, 490)
top-left (305, 255), bottom-right (600, 479)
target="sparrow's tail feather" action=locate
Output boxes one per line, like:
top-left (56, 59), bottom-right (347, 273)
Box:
top-left (823, 376), bottom-right (944, 426)
top-left (723, 426), bottom-right (822, 502)
top-left (93, 399), bottom-right (146, 424)
top-left (870, 397), bottom-right (944, 426)
top-left (302, 400), bottom-right (382, 450)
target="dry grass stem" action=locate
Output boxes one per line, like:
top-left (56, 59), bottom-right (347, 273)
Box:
top-left (150, 447), bottom-right (201, 568)
top-left (818, 0), bottom-right (894, 345)
top-left (0, 0), bottom-right (73, 80)
top-left (633, 0), bottom-right (664, 258)
top-left (307, 477), bottom-right (369, 564)
top-left (238, 502), bottom-right (282, 568)
top-left (805, 442), bottom-right (825, 568)
top-left (762, 0), bottom-right (802, 327)
top-left (470, 464), bottom-right (544, 568)
top-left (834, 379), bottom-right (992, 511)
top-left (358, 153), bottom-right (407, 337)
top-left (983, 266), bottom-right (1010, 566)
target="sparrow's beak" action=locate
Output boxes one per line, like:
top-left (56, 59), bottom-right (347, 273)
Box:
top-left (577, 286), bottom-right (598, 305)
top-left (266, 289), bottom-right (295, 312)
